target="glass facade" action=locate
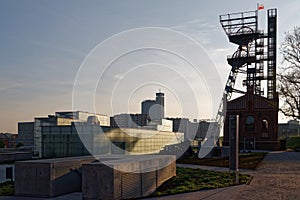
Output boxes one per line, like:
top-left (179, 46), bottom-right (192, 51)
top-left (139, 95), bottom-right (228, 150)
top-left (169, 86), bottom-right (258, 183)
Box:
top-left (41, 124), bottom-right (184, 158)
top-left (41, 126), bottom-right (91, 158)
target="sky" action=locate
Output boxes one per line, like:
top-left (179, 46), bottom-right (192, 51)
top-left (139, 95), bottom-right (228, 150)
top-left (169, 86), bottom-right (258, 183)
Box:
top-left (1, 0), bottom-right (299, 133)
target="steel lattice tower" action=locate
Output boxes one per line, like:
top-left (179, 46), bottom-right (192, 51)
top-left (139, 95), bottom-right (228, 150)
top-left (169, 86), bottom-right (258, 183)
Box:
top-left (219, 9), bottom-right (277, 100)
top-left (198, 8), bottom-right (279, 157)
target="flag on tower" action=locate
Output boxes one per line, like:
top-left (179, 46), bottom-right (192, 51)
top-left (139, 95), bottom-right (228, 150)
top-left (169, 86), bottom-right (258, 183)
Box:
top-left (257, 4), bottom-right (264, 10)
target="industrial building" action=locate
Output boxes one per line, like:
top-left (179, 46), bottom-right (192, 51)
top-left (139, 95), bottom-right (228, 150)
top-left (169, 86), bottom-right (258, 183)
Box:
top-left (220, 9), bottom-right (280, 150)
top-left (110, 113), bottom-right (149, 128)
top-left (278, 120), bottom-right (300, 137)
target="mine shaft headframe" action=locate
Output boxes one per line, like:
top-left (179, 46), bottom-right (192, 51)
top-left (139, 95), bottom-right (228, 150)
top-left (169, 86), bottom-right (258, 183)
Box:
top-left (219, 10), bottom-right (262, 46)
top-left (220, 8), bottom-right (278, 101)
top-left (266, 8), bottom-right (277, 100)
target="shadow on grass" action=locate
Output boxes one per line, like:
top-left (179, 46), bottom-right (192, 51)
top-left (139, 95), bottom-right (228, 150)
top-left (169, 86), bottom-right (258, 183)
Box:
top-left (152, 167), bottom-right (250, 197)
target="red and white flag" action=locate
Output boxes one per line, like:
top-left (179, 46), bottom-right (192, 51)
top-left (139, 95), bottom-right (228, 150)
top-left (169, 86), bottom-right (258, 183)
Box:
top-left (257, 4), bottom-right (264, 10)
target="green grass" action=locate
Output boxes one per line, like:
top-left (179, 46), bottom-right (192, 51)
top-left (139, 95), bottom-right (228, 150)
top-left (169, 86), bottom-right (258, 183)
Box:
top-left (0, 181), bottom-right (14, 196)
top-left (177, 152), bottom-right (267, 170)
top-left (286, 137), bottom-right (300, 150)
top-left (153, 167), bottom-right (250, 196)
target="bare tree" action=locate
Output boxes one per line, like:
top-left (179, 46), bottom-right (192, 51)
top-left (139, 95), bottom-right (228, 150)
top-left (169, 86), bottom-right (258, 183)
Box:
top-left (278, 27), bottom-right (300, 119)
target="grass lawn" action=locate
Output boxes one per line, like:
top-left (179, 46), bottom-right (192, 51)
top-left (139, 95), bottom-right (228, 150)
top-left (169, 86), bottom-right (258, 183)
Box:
top-left (0, 181), bottom-right (14, 196)
top-left (286, 136), bottom-right (300, 150)
top-left (177, 152), bottom-right (268, 170)
top-left (153, 167), bottom-right (250, 197)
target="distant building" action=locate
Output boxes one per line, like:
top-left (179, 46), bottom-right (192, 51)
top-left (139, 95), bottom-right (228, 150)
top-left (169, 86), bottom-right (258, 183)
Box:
top-left (167, 118), bottom-right (190, 140)
top-left (143, 119), bottom-right (173, 132)
top-left (0, 133), bottom-right (9, 148)
top-left (0, 133), bottom-right (19, 148)
top-left (20, 111), bottom-right (110, 158)
top-left (278, 120), bottom-right (300, 137)
top-left (18, 122), bottom-right (34, 146)
top-left (110, 113), bottom-right (149, 128)
top-left (166, 118), bottom-right (211, 141)
top-left (141, 91), bottom-right (164, 121)
top-left (141, 100), bottom-right (156, 116)
top-left (155, 91), bottom-right (165, 120)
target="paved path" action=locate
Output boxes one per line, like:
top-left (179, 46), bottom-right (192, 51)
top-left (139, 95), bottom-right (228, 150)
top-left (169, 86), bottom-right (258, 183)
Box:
top-left (148, 151), bottom-right (300, 200)
top-left (236, 151), bottom-right (300, 200)
top-left (176, 163), bottom-right (254, 174)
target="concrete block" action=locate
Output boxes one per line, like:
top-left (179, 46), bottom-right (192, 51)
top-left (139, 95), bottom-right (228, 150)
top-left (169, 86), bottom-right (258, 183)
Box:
top-left (15, 154), bottom-right (176, 199)
top-left (82, 155), bottom-right (176, 200)
top-left (15, 156), bottom-right (97, 197)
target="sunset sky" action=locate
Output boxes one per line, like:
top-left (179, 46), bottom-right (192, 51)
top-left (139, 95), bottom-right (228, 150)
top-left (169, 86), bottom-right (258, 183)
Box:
top-left (1, 0), bottom-right (299, 133)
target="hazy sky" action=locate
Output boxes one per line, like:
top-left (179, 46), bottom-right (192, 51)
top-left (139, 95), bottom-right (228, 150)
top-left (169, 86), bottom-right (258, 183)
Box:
top-left (1, 0), bottom-right (299, 133)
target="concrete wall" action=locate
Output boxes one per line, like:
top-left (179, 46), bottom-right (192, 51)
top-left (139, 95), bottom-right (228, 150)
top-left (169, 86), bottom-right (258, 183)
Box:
top-left (82, 155), bottom-right (176, 200)
top-left (15, 155), bottom-right (176, 199)
top-left (0, 152), bottom-right (33, 164)
top-left (15, 156), bottom-right (96, 197)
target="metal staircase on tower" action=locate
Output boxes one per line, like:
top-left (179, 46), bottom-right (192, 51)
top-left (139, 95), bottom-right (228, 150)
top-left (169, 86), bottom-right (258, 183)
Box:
top-left (199, 8), bottom-right (277, 158)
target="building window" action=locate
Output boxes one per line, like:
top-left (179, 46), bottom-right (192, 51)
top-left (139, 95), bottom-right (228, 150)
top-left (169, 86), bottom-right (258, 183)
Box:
top-left (262, 119), bottom-right (269, 137)
top-left (245, 116), bottom-right (255, 132)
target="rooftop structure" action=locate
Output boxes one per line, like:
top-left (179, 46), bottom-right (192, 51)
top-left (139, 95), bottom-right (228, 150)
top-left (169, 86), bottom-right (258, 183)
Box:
top-left (220, 9), bottom-right (277, 100)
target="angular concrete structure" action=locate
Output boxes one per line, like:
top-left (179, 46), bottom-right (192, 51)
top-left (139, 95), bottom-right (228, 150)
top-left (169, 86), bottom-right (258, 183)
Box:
top-left (82, 155), bottom-right (176, 200)
top-left (15, 154), bottom-right (176, 199)
top-left (14, 156), bottom-right (96, 197)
